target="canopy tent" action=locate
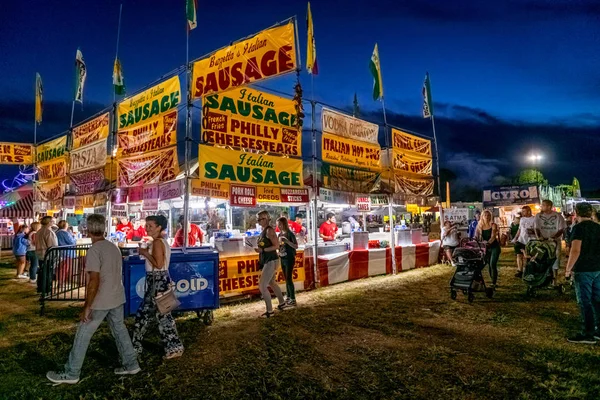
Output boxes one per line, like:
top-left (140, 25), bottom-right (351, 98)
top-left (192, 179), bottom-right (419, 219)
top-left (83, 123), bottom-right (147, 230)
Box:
top-left (0, 186), bottom-right (34, 218)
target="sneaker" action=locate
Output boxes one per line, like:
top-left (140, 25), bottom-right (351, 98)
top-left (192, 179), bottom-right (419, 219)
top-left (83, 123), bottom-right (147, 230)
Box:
top-left (286, 299), bottom-right (297, 307)
top-left (593, 331), bottom-right (600, 341)
top-left (29, 279), bottom-right (37, 284)
top-left (46, 371), bottom-right (79, 385)
top-left (514, 271), bottom-right (523, 279)
top-left (17, 274), bottom-right (29, 279)
top-left (277, 303), bottom-right (289, 311)
top-left (260, 311), bottom-right (275, 319)
top-left (163, 350), bottom-right (183, 360)
top-left (114, 366), bottom-right (141, 375)
top-left (567, 334), bottom-right (597, 344)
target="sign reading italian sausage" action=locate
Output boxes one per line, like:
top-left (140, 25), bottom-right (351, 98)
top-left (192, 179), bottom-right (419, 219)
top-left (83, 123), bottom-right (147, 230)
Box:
top-left (202, 87), bottom-right (300, 156)
top-left (72, 113), bottom-right (110, 149)
top-left (322, 133), bottom-right (381, 170)
top-left (191, 22), bottom-right (296, 99)
top-left (198, 144), bottom-right (303, 187)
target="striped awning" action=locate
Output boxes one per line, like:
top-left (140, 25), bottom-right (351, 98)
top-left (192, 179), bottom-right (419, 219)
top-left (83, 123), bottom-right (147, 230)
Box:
top-left (0, 192), bottom-right (34, 218)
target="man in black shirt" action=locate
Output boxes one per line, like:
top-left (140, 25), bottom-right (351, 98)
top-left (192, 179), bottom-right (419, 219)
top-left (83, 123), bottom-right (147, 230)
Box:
top-left (565, 202), bottom-right (600, 344)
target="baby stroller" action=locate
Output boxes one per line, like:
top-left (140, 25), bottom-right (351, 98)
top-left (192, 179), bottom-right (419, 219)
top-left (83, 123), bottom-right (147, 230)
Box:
top-left (449, 241), bottom-right (494, 303)
top-left (522, 240), bottom-right (566, 297)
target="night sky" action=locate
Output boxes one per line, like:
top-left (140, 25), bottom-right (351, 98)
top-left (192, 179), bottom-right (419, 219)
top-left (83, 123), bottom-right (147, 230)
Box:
top-left (1, 0), bottom-right (599, 200)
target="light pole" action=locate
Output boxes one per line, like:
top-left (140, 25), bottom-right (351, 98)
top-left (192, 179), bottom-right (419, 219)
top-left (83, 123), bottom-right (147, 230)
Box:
top-left (528, 153), bottom-right (543, 184)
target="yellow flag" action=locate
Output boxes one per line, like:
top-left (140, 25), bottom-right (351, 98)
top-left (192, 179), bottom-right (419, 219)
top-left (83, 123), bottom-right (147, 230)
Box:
top-left (306, 2), bottom-right (318, 75)
top-left (35, 73), bottom-right (43, 124)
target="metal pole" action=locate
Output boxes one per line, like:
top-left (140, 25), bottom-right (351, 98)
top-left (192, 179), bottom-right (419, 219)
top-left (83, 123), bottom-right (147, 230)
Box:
top-left (381, 97), bottom-right (396, 274)
top-left (113, 3), bottom-right (123, 104)
top-left (311, 83), bottom-right (319, 284)
top-left (182, 19), bottom-right (191, 252)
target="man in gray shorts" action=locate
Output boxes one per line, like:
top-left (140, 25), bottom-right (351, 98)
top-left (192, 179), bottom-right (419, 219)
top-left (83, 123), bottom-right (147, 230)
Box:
top-left (535, 200), bottom-right (566, 286)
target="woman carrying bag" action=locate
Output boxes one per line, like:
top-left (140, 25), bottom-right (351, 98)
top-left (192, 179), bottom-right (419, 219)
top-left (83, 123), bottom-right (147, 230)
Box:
top-left (132, 215), bottom-right (184, 360)
top-left (256, 210), bottom-right (286, 318)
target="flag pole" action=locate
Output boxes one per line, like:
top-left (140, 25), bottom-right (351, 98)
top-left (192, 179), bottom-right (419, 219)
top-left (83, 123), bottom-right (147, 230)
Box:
top-left (182, 9), bottom-right (191, 252)
top-left (113, 4), bottom-right (123, 103)
top-left (34, 74), bottom-right (37, 146)
top-left (381, 96), bottom-right (396, 275)
top-left (431, 114), bottom-right (441, 200)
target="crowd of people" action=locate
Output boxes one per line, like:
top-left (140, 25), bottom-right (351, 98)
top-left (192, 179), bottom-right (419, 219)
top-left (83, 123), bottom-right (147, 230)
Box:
top-left (441, 200), bottom-right (600, 344)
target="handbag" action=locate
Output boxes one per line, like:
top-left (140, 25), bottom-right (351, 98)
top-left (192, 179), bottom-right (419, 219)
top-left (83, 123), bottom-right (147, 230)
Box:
top-left (150, 243), bottom-right (180, 315)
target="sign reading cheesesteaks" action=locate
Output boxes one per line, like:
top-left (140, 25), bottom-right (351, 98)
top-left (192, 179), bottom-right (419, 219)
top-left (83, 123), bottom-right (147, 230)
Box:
top-left (202, 87), bottom-right (300, 156)
top-left (117, 110), bottom-right (177, 157)
top-left (198, 144), bottom-right (302, 187)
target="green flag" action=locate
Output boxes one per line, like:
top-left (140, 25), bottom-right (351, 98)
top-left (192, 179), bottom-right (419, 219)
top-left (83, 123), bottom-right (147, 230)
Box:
top-left (113, 58), bottom-right (125, 95)
top-left (187, 0), bottom-right (197, 30)
top-left (369, 44), bottom-right (383, 101)
top-left (422, 72), bottom-right (433, 118)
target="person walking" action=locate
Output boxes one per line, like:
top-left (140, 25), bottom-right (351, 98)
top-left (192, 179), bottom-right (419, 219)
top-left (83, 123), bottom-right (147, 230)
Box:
top-left (468, 211), bottom-right (481, 240)
top-left (277, 217), bottom-right (298, 307)
top-left (256, 211), bottom-right (286, 318)
top-left (565, 202), bottom-right (600, 344)
top-left (13, 225), bottom-right (30, 279)
top-left (476, 210), bottom-right (501, 287)
top-left (132, 215), bottom-right (184, 360)
top-left (46, 214), bottom-right (140, 384)
top-left (534, 200), bottom-right (566, 286)
top-left (512, 206), bottom-right (536, 278)
top-left (441, 221), bottom-right (460, 265)
top-left (36, 216), bottom-right (59, 293)
top-left (509, 216), bottom-right (520, 242)
top-left (26, 222), bottom-right (40, 284)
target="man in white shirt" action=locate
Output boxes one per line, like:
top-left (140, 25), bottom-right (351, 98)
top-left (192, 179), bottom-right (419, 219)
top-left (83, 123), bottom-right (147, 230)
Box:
top-left (46, 214), bottom-right (140, 385)
top-left (535, 200), bottom-right (566, 285)
top-left (512, 205), bottom-right (536, 278)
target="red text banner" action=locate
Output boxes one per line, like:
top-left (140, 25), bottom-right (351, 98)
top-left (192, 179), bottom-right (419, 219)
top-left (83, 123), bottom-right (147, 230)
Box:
top-left (117, 147), bottom-right (179, 187)
top-left (202, 87), bottom-right (300, 156)
top-left (322, 133), bottom-right (381, 170)
top-left (69, 168), bottom-right (105, 195)
top-left (395, 175), bottom-right (434, 196)
top-left (36, 179), bottom-right (64, 201)
top-left (192, 22), bottom-right (297, 99)
top-left (117, 111), bottom-right (177, 157)
top-left (321, 108), bottom-right (379, 145)
top-left (392, 150), bottom-right (433, 176)
top-left (72, 113), bottom-right (110, 149)
top-left (37, 157), bottom-right (67, 181)
top-left (0, 143), bottom-right (34, 165)
top-left (392, 129), bottom-right (432, 158)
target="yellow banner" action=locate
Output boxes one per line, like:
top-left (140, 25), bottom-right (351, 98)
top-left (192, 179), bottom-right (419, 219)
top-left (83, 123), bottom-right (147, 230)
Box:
top-left (395, 175), bottom-right (434, 196)
top-left (0, 143), bottom-right (34, 164)
top-left (36, 179), bottom-right (64, 201)
top-left (38, 157), bottom-right (67, 181)
top-left (117, 110), bottom-right (177, 157)
top-left (392, 150), bottom-right (433, 176)
top-left (117, 147), bottom-right (179, 187)
top-left (256, 186), bottom-right (281, 202)
top-left (322, 133), bottom-right (381, 170)
top-left (219, 251), bottom-right (306, 297)
top-left (36, 136), bottom-right (67, 164)
top-left (117, 76), bottom-right (181, 130)
top-left (72, 112), bottom-right (110, 149)
top-left (191, 22), bottom-right (296, 99)
top-left (202, 87), bottom-right (301, 156)
top-left (392, 129), bottom-right (432, 159)
top-left (199, 144), bottom-right (303, 187)
top-left (190, 179), bottom-right (230, 199)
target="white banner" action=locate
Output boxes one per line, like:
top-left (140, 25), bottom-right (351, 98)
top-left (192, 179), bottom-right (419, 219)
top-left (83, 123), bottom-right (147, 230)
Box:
top-left (321, 107), bottom-right (379, 145)
top-left (69, 139), bottom-right (107, 174)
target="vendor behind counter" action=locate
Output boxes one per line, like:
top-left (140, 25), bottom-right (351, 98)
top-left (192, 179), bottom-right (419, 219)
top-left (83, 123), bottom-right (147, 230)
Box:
top-left (172, 215), bottom-right (204, 247)
top-left (319, 213), bottom-right (339, 242)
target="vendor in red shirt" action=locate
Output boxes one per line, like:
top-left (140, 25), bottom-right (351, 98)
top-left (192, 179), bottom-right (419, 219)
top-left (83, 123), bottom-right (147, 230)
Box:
top-left (319, 213), bottom-right (339, 242)
top-left (172, 215), bottom-right (203, 247)
top-left (126, 219), bottom-right (147, 241)
top-left (116, 217), bottom-right (133, 235)
top-left (275, 211), bottom-right (303, 235)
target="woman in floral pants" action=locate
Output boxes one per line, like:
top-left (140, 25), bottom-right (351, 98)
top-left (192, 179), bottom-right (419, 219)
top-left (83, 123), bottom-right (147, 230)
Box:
top-left (132, 215), bottom-right (184, 360)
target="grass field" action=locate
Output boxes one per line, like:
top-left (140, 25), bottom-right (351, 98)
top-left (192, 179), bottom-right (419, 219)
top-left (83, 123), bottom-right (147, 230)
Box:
top-left (0, 249), bottom-right (599, 399)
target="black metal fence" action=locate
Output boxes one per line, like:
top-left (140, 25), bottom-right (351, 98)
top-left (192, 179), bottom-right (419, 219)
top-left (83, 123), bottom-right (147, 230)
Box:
top-left (39, 244), bottom-right (91, 315)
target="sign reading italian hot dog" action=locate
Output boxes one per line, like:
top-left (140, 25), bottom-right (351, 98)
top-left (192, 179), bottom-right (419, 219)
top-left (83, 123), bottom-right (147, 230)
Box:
top-left (191, 22), bottom-right (296, 99)
top-left (198, 144), bottom-right (303, 187)
top-left (202, 87), bottom-right (300, 156)
top-left (322, 133), bottom-right (381, 170)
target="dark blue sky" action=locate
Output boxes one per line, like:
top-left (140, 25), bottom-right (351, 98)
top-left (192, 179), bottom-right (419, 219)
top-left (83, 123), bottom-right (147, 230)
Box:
top-left (1, 0), bottom-right (599, 198)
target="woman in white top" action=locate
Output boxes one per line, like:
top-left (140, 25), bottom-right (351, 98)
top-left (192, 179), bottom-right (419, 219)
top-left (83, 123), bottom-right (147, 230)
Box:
top-left (132, 215), bottom-right (184, 360)
top-left (511, 205), bottom-right (536, 278)
top-left (441, 221), bottom-right (460, 264)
